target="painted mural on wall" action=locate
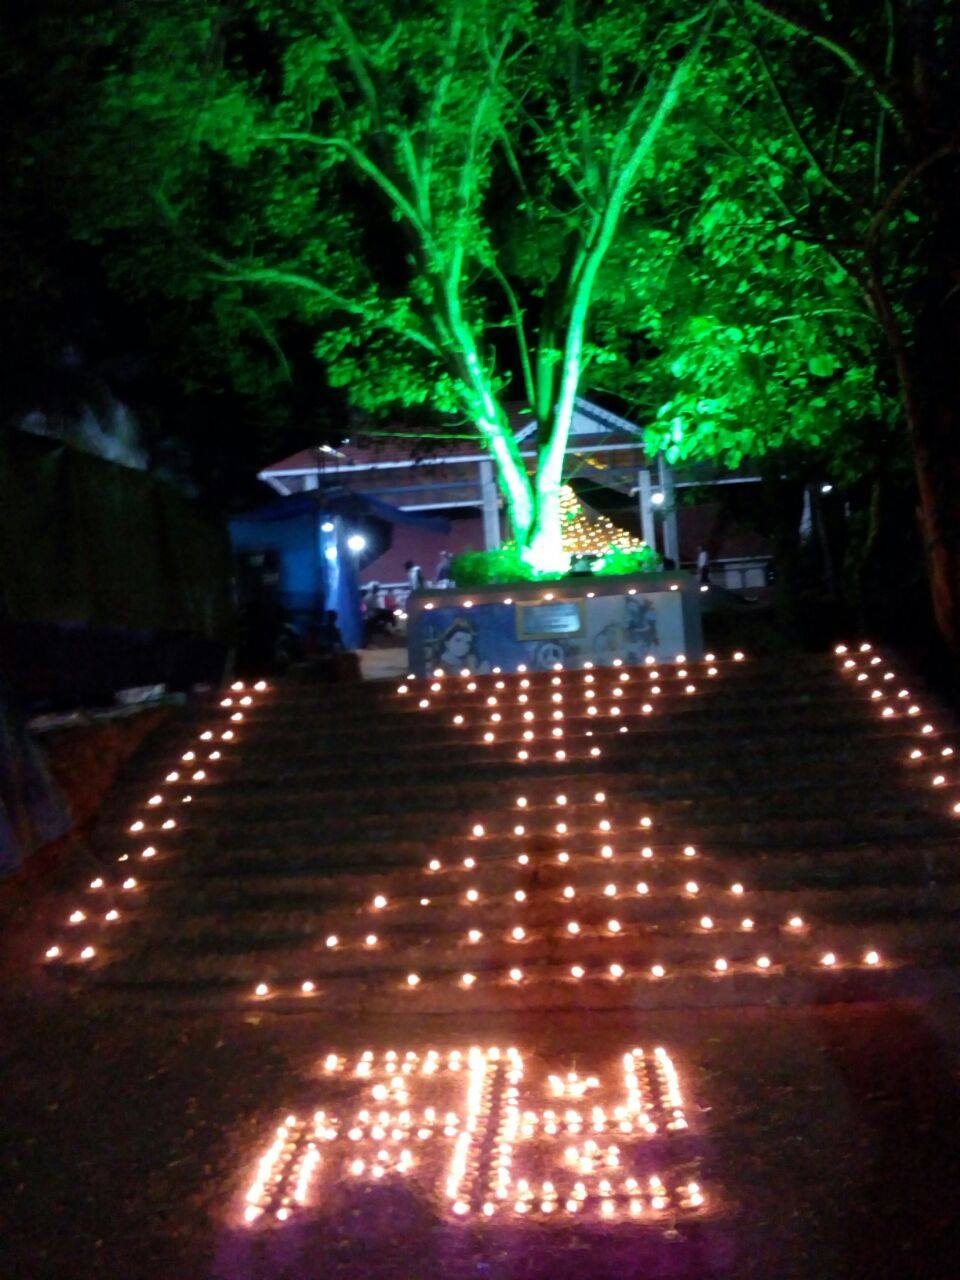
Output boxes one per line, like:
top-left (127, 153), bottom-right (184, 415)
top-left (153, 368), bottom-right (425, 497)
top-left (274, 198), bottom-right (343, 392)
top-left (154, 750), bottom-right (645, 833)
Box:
top-left (427, 614), bottom-right (494, 675)
top-left (409, 587), bottom-right (694, 676)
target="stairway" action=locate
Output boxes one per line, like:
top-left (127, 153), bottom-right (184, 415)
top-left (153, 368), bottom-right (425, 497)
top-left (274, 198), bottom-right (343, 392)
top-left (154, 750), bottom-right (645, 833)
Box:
top-left (42, 644), bottom-right (960, 1011)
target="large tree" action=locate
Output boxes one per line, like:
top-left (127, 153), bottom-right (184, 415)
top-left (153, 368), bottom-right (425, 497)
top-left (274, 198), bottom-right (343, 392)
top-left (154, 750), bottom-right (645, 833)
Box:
top-left (64, 0), bottom-right (719, 572)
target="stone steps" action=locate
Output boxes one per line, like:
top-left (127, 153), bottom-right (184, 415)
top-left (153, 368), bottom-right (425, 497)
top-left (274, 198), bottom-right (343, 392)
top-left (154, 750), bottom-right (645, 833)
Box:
top-left (101, 815), bottom-right (951, 868)
top-left (44, 643), bottom-right (960, 1012)
top-left (97, 835), bottom-right (960, 894)
top-left (127, 751), bottom-right (903, 792)
top-left (204, 719), bottom-right (949, 762)
top-left (132, 750), bottom-right (918, 790)
top-left (175, 778), bottom-right (943, 818)
top-left (252, 687), bottom-right (878, 725)
top-left (88, 883), bottom-right (960, 957)
top-left (123, 749), bottom-right (945, 809)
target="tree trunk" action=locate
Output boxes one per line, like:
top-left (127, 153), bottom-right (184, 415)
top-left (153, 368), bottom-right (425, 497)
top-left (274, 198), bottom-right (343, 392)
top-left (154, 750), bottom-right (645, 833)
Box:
top-left (876, 297), bottom-right (960, 655)
top-left (873, 156), bottom-right (960, 658)
top-left (520, 485), bottom-right (566, 575)
top-left (906, 408), bottom-right (960, 655)
top-left (518, 398), bottom-right (578, 574)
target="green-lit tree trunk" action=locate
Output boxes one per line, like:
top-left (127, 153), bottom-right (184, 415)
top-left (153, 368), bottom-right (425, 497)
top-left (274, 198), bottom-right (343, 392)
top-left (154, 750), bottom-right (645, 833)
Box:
top-left (470, 14), bottom-right (713, 574)
top-left (524, 482), bottom-right (566, 573)
top-left (464, 362), bottom-right (578, 575)
top-left (522, 384), bottom-right (580, 574)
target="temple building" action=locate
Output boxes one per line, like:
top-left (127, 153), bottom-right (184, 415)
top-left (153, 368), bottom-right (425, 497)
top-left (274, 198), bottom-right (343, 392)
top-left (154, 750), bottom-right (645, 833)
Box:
top-left (259, 398), bottom-right (770, 593)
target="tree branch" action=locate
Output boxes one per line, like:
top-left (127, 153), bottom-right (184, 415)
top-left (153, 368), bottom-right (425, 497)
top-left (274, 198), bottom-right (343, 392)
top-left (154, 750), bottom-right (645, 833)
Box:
top-left (239, 305), bottom-right (292, 380)
top-left (873, 0), bottom-right (895, 201)
top-left (262, 131), bottom-right (430, 239)
top-left (324, 0), bottom-right (383, 127)
top-left (740, 0), bottom-right (904, 129)
top-left (210, 261), bottom-right (442, 356)
top-left (448, 20), bottom-right (513, 298)
top-left (769, 306), bottom-right (879, 328)
top-left (517, 103), bottom-right (598, 210)
top-left (866, 144), bottom-right (959, 245)
top-left (396, 128), bottom-right (428, 223)
top-left (744, 28), bottom-right (860, 205)
top-left (486, 255), bottom-right (537, 409)
top-left (541, 4), bottom-right (719, 487)
top-left (421, 0), bottom-right (465, 209)
top-left (154, 191), bottom-right (442, 354)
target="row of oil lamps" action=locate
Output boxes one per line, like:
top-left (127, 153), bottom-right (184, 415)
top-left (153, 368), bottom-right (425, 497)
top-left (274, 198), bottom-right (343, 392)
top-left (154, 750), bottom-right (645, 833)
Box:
top-left (41, 679), bottom-right (270, 966)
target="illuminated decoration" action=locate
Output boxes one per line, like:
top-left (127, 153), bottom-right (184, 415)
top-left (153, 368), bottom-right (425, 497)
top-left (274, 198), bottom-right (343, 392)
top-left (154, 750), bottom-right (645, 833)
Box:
top-left (559, 485), bottom-right (651, 561)
top-left (43, 636), bottom-right (927, 1155)
top-left (239, 1045), bottom-right (702, 1224)
top-left (187, 650), bottom-right (897, 1002)
top-left (835, 642), bottom-right (959, 831)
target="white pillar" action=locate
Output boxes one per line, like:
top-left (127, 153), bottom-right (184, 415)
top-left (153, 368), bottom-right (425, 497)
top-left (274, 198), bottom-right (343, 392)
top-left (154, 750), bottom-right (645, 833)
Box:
top-left (304, 471), bottom-right (319, 491)
top-left (638, 468), bottom-right (657, 551)
top-left (479, 460), bottom-right (501, 550)
top-left (658, 456), bottom-right (680, 566)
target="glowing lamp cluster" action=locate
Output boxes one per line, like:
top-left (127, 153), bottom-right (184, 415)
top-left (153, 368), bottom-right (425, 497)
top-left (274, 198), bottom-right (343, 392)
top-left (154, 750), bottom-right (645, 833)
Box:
top-left (837, 641), bottom-right (957, 825)
top-left (396, 652), bottom-right (729, 764)
top-left (226, 650), bottom-right (902, 1003)
top-left (240, 653), bottom-right (897, 1000)
top-left (557, 484), bottom-right (652, 558)
top-left (240, 1044), bottom-right (703, 1225)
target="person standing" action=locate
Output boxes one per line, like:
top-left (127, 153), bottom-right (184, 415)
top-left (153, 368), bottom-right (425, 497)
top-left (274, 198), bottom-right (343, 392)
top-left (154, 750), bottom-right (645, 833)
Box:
top-left (434, 550), bottom-right (453, 587)
top-left (405, 560), bottom-right (425, 591)
top-left (696, 545), bottom-right (710, 585)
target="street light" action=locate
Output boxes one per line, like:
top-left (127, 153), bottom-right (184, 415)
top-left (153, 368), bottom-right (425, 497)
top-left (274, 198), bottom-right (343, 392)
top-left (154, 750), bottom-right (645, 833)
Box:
top-left (321, 520), bottom-right (335, 533)
top-left (347, 533), bottom-right (367, 553)
top-left (651, 491), bottom-right (665, 507)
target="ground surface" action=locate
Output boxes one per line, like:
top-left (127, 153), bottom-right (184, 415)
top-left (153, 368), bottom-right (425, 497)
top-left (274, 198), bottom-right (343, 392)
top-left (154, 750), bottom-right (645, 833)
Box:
top-left (4, 991), bottom-right (960, 1280)
top-left (4, 649), bottom-right (960, 1280)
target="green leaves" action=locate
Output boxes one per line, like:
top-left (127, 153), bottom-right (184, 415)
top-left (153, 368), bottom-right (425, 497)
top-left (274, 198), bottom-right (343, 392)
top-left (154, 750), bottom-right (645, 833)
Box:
top-left (33, 0), bottom-right (911, 527)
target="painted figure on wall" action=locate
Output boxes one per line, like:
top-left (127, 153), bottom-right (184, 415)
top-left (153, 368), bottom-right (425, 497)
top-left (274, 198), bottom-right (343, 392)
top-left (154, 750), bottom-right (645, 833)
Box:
top-left (625, 595), bottom-right (659, 657)
top-left (591, 595), bottom-right (659, 665)
top-left (429, 618), bottom-right (491, 675)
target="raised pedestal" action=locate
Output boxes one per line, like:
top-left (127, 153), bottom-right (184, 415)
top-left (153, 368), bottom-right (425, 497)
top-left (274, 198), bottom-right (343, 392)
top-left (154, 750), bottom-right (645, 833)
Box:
top-left (406, 573), bottom-right (703, 676)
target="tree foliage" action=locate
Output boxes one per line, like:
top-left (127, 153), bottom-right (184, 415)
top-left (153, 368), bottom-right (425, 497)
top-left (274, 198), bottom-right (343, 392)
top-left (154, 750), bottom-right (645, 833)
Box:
top-left (640, 1), bottom-right (960, 647)
top-left (15, 0), bottom-right (960, 645)
top-left (63, 0), bottom-right (719, 569)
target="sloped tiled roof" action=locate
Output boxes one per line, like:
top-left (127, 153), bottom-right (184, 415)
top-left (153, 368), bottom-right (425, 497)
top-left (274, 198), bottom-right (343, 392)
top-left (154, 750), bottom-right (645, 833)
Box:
top-left (263, 399), bottom-right (645, 475)
top-left (262, 438), bottom-right (488, 473)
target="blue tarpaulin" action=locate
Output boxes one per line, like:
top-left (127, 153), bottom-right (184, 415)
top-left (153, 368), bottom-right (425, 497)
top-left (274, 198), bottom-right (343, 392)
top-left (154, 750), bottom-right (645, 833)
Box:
top-left (229, 489), bottom-right (448, 650)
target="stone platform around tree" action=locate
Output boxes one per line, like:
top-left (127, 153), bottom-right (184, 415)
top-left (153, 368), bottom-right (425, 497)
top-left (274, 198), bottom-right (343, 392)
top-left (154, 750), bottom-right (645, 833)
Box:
top-left (406, 573), bottom-right (704, 676)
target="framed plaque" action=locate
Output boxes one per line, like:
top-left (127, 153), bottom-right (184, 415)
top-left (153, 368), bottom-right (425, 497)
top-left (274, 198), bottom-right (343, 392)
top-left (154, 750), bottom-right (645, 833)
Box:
top-left (516, 599), bottom-right (584, 640)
